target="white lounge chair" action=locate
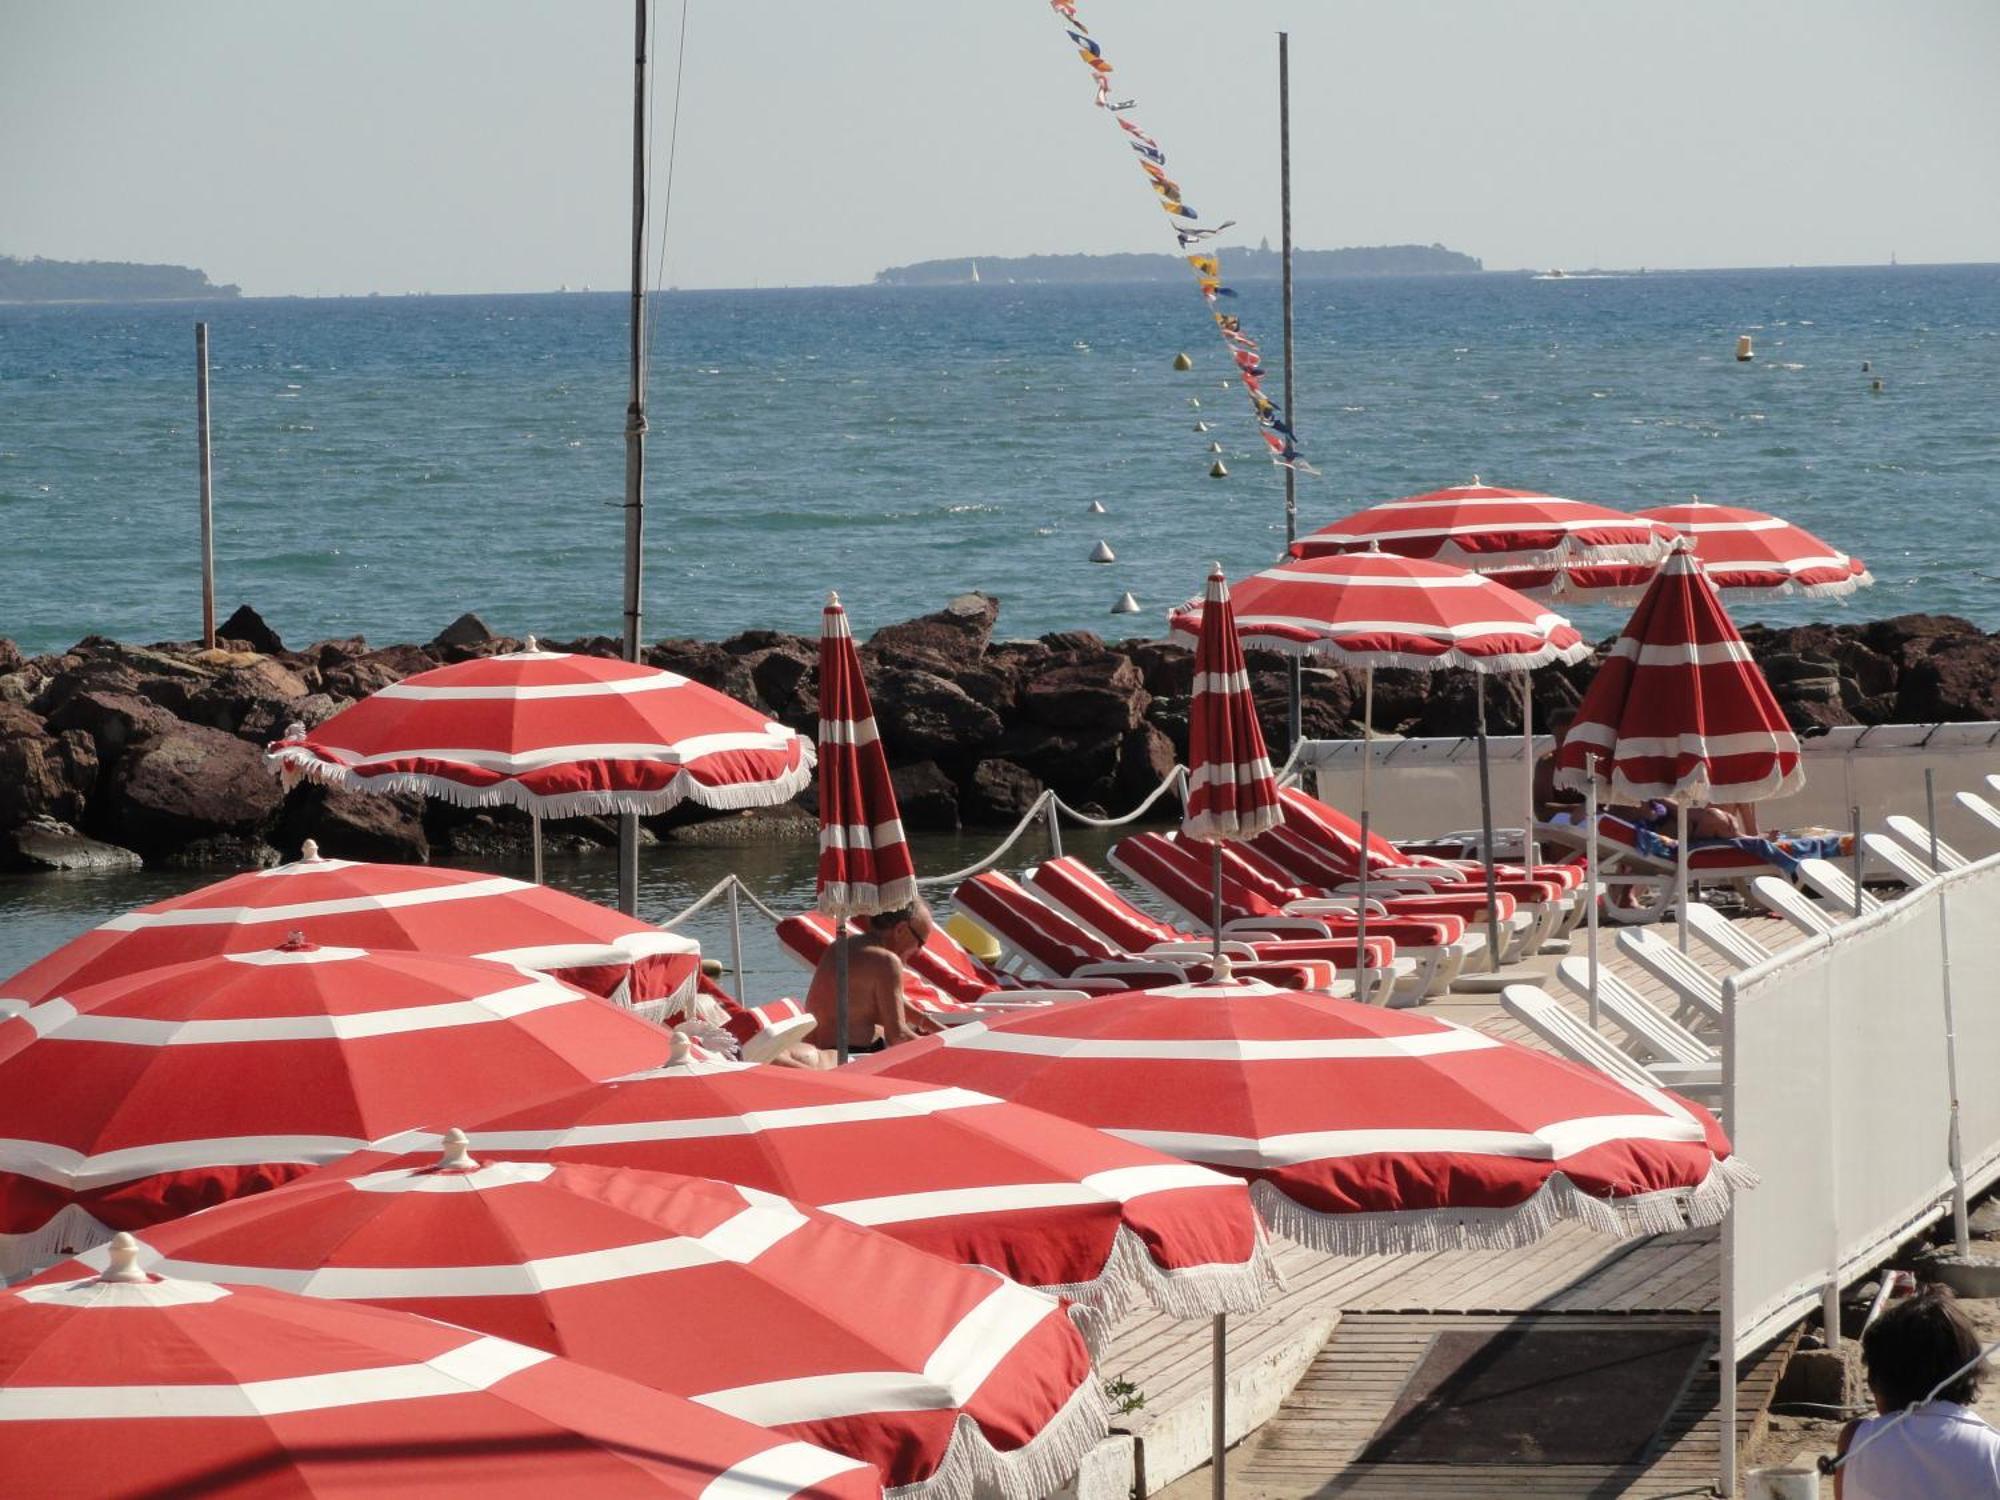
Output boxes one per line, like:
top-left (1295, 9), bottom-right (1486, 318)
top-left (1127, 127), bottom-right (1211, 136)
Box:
top-left (1752, 875), bottom-right (1843, 937)
top-left (1955, 792), bottom-right (2000, 853)
top-left (1501, 984), bottom-right (1720, 1100)
top-left (1861, 832), bottom-right (1940, 891)
top-left (1884, 813), bottom-right (1970, 872)
top-left (1614, 927), bottom-right (1724, 1032)
top-left (1555, 955), bottom-right (1717, 1070)
top-left (1795, 856), bottom-right (1882, 919)
top-left (1681, 900), bottom-right (1776, 972)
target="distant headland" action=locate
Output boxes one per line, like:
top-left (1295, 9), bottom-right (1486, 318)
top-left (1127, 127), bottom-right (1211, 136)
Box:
top-left (875, 243), bottom-right (1481, 286)
top-left (0, 256), bottom-right (241, 304)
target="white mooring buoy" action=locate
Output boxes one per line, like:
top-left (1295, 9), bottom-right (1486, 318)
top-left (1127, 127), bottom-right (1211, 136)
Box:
top-left (1189, 397), bottom-right (1201, 409)
top-left (1736, 334), bottom-right (1754, 362)
top-left (1090, 539), bottom-right (1117, 563)
top-left (1110, 591), bottom-right (1141, 614)
top-left (1088, 499), bottom-right (1107, 514)
top-left (1208, 441), bottom-right (1223, 454)
top-left (1209, 460), bottom-right (1228, 479)
top-left (1194, 421), bottom-right (1209, 433)
top-left (1171, 351), bottom-right (1194, 371)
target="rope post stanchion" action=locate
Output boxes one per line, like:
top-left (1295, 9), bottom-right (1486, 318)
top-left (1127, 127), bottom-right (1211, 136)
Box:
top-left (1045, 795), bottom-right (1064, 860)
top-left (1473, 675), bottom-right (1503, 972)
top-left (727, 877), bottom-right (747, 1007)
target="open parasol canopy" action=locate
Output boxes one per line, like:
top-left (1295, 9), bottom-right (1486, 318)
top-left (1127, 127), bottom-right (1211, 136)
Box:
top-left (0, 941), bottom-right (671, 1276)
top-left (266, 644), bottom-right (813, 818)
top-left (347, 1045), bottom-right (1279, 1330)
top-left (2, 1235), bottom-right (880, 1500)
top-left (0, 841), bottom-right (701, 1020)
top-left (1635, 497), bottom-right (1872, 597)
top-left (854, 974), bottom-right (1752, 1254)
top-left (51, 1148), bottom-right (1104, 1500)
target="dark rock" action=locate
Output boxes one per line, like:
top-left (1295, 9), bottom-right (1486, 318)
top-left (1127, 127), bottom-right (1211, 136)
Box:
top-left (4, 819), bottom-right (142, 873)
top-left (658, 805), bottom-right (816, 844)
top-left (873, 669), bottom-right (1004, 762)
top-left (280, 785), bottom-right (430, 864)
top-left (961, 758), bottom-right (1045, 825)
top-left (889, 760), bottom-right (961, 831)
top-left (431, 612), bottom-right (496, 650)
top-left (0, 640), bottom-right (20, 675)
top-left (744, 640), bottom-right (818, 726)
top-left (1861, 613), bottom-right (1980, 672)
top-left (992, 725), bottom-right (1121, 803)
top-left (313, 637), bottom-right (370, 666)
top-left (431, 811), bottom-right (533, 860)
top-left (1040, 630), bottom-right (1105, 655)
top-left (867, 593), bottom-right (1000, 665)
top-left (0, 709), bottom-right (96, 826)
top-left (1020, 652), bottom-right (1148, 733)
top-left (646, 639), bottom-right (754, 701)
top-left (1897, 635), bottom-right (2000, 722)
top-left (0, 672), bottom-right (35, 707)
top-left (104, 724), bottom-right (285, 855)
top-left (1124, 639), bottom-right (1193, 698)
top-left (725, 628), bottom-right (811, 658)
top-left (182, 659), bottom-right (314, 740)
top-left (1115, 722), bottom-right (1180, 805)
top-left (155, 833), bottom-right (281, 872)
top-left (540, 635), bottom-right (622, 660)
top-left (45, 691), bottom-right (180, 763)
top-left (216, 605), bottom-right (285, 656)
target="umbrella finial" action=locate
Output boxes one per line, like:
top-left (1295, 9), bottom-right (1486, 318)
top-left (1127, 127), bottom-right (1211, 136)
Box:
top-left (278, 931), bottom-right (315, 953)
top-left (523, 634), bottom-right (539, 652)
top-left (299, 839), bottom-right (321, 863)
top-left (667, 1029), bottom-right (693, 1065)
top-left (283, 720), bottom-right (307, 742)
top-left (100, 1232), bottom-right (148, 1284)
top-left (436, 1127), bottom-right (479, 1174)
top-left (826, 590), bottom-right (841, 609)
top-left (1209, 954), bottom-right (1235, 983)
top-left (1470, 473), bottom-right (1482, 487)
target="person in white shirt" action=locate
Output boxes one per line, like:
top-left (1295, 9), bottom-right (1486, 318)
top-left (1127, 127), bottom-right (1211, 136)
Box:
top-left (1836, 1285), bottom-right (2000, 1499)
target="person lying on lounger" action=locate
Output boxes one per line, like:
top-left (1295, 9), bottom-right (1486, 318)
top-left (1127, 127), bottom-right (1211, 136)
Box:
top-left (805, 900), bottom-right (945, 1055)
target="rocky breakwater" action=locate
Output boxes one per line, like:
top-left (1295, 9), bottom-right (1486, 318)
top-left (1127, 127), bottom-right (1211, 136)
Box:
top-left (0, 598), bottom-right (1995, 872)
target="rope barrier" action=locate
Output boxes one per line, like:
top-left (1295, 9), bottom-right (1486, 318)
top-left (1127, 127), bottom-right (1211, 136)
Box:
top-left (653, 872), bottom-right (787, 932)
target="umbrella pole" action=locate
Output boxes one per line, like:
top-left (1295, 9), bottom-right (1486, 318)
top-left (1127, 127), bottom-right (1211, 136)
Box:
top-left (1474, 675), bottom-right (1502, 971)
top-left (1520, 672), bottom-right (1537, 868)
top-left (834, 926), bottom-right (851, 1067)
top-left (1211, 1314), bottom-right (1228, 1500)
top-left (1586, 779), bottom-right (1600, 1028)
top-left (1676, 802), bottom-right (1691, 952)
top-left (1354, 668), bottom-right (1373, 1005)
top-left (615, 0), bottom-right (650, 920)
top-left (530, 815), bottom-right (543, 885)
top-left (1210, 841), bottom-right (1224, 964)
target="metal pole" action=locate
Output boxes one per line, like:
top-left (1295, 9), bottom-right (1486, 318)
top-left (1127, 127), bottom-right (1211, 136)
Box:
top-left (617, 0), bottom-right (651, 918)
top-left (1045, 795), bottom-right (1064, 861)
top-left (1278, 31), bottom-right (1301, 756)
top-left (1473, 676), bottom-right (1502, 971)
top-left (1211, 1314), bottom-right (1228, 1500)
top-left (195, 322), bottom-right (216, 649)
top-left (1210, 842), bottom-right (1224, 964)
top-left (1675, 801), bottom-right (1691, 953)
top-left (728, 879), bottom-right (747, 1007)
top-left (834, 926), bottom-right (851, 1067)
top-left (1929, 771), bottom-right (1970, 1256)
top-left (530, 816), bottom-right (543, 885)
top-left (1519, 673), bottom-right (1536, 868)
top-left (1850, 803), bottom-right (1865, 917)
top-left (1718, 974), bottom-right (1739, 1498)
top-left (1354, 669), bottom-right (1373, 1005)
top-left (1585, 779), bottom-right (1600, 1028)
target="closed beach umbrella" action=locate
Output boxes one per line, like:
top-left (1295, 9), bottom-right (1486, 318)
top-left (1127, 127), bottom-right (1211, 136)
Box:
top-left (854, 975), bottom-right (1752, 1250)
top-left (1289, 480), bottom-right (1675, 600)
top-left (266, 641), bottom-right (814, 888)
top-left (58, 1148), bottom-right (1104, 1500)
top-left (2, 1236), bottom-right (879, 1500)
top-left (0, 941), bottom-right (671, 1276)
top-left (1636, 497), bottom-right (1873, 597)
top-left (0, 840), bottom-right (701, 1022)
top-left (349, 1047), bottom-right (1279, 1330)
top-left (1171, 551), bottom-right (1593, 976)
top-left (816, 593), bottom-right (919, 1061)
top-left (1556, 539), bottom-right (1804, 959)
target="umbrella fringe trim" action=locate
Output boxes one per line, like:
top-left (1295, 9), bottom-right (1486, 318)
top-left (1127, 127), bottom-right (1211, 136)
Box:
top-left (264, 750), bottom-right (815, 819)
top-left (1182, 808), bottom-right (1286, 844)
top-left (1571, 762), bottom-right (1808, 808)
top-left (817, 876), bottom-right (922, 920)
top-left (0, 1203), bottom-right (116, 1282)
top-left (1038, 1224), bottom-right (1286, 1350)
top-left (1247, 1155), bottom-right (1756, 1256)
top-left (884, 1370), bottom-right (1111, 1500)
top-left (1166, 630), bottom-right (1596, 675)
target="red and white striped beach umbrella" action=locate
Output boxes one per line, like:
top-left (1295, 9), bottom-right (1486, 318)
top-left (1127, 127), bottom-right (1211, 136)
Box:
top-left (266, 644), bottom-right (813, 817)
top-left (816, 594), bottom-right (917, 917)
top-left (3, 1236), bottom-right (879, 1500)
top-left (57, 1151), bottom-right (1102, 1500)
top-left (0, 842), bottom-right (701, 1020)
top-left (0, 942), bottom-right (671, 1276)
top-left (1182, 565), bottom-right (1284, 844)
top-left (1554, 541), bottom-right (1804, 806)
top-left (1168, 551), bottom-right (1592, 671)
top-left (1636, 497), bottom-right (1872, 597)
top-left (348, 1049), bottom-right (1278, 1330)
top-left (855, 975), bottom-right (1752, 1253)
top-left (1290, 481), bottom-right (1675, 600)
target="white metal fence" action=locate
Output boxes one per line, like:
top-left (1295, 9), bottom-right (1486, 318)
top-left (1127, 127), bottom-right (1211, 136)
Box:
top-left (1720, 851), bottom-right (2000, 1488)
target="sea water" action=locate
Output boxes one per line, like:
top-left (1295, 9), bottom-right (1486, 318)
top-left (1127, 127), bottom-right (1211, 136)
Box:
top-left (1, 264), bottom-right (1996, 975)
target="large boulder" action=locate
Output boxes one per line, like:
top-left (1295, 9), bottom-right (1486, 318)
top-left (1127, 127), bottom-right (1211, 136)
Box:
top-left (866, 593), bottom-right (1000, 668)
top-left (889, 760), bottom-right (961, 831)
top-left (102, 723), bottom-right (285, 855)
top-left (216, 605), bottom-right (285, 656)
top-left (872, 669), bottom-right (1004, 762)
top-left (44, 690), bottom-right (180, 764)
top-left (646, 639), bottom-right (755, 702)
top-left (4, 819), bottom-right (141, 873)
top-left (1123, 639), bottom-right (1193, 698)
top-left (0, 639), bottom-right (21, 675)
top-left (0, 707), bottom-right (97, 827)
top-left (961, 758), bottom-right (1045, 826)
top-left (991, 725), bottom-right (1122, 806)
top-left (279, 784), bottom-right (430, 864)
top-left (315, 644), bottom-right (430, 703)
top-left (1115, 722), bottom-right (1180, 806)
top-left (1897, 634), bottom-right (2000, 722)
top-left (182, 659), bottom-right (315, 740)
top-left (430, 612), bottom-right (496, 651)
top-left (1020, 651), bottom-right (1149, 733)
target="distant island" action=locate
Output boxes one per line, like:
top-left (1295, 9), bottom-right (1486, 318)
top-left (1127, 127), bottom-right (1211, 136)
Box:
top-left (875, 243), bottom-right (1481, 286)
top-left (0, 256), bottom-right (241, 303)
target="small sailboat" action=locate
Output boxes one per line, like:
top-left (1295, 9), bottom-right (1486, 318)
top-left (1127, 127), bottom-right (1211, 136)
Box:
top-left (970, 260), bottom-right (981, 283)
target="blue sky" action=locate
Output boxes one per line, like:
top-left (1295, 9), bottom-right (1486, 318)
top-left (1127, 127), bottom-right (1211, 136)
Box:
top-left (4, 0), bottom-right (1996, 294)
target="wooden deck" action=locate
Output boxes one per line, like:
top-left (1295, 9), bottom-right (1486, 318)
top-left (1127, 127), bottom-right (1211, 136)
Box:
top-left (1101, 910), bottom-right (1807, 1499)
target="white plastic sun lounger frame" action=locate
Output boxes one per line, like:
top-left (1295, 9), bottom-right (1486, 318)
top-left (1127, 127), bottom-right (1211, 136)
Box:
top-left (1614, 927), bottom-right (1724, 1033)
top-left (1861, 832), bottom-right (1945, 892)
top-left (1681, 900), bottom-right (1776, 973)
top-left (1555, 955), bottom-right (1718, 1071)
top-left (1751, 875), bottom-right (1844, 938)
top-left (1794, 856), bottom-right (1883, 921)
top-left (1500, 984), bottom-right (1721, 1101)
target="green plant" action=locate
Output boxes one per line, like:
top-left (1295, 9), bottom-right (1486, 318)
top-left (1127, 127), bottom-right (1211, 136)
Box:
top-left (1103, 1376), bottom-right (1147, 1416)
